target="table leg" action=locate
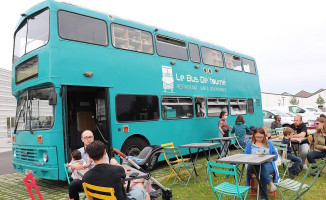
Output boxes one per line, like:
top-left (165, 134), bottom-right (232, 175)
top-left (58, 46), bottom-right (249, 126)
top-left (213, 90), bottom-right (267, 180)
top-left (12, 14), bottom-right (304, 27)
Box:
top-left (188, 148), bottom-right (199, 176)
top-left (251, 164), bottom-right (269, 200)
top-left (204, 147), bottom-right (213, 181)
top-left (219, 140), bottom-right (227, 157)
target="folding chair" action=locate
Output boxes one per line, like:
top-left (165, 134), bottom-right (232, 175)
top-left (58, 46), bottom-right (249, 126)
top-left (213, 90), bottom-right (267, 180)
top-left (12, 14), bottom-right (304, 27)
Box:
top-left (163, 147), bottom-right (198, 186)
top-left (161, 142), bottom-right (190, 180)
top-left (64, 164), bottom-right (86, 200)
top-left (249, 172), bottom-right (277, 199)
top-left (276, 160), bottom-right (326, 200)
top-left (207, 161), bottom-right (250, 200)
top-left (272, 142), bottom-right (291, 179)
top-left (23, 173), bottom-right (43, 200)
top-left (229, 133), bottom-right (244, 153)
top-left (83, 182), bottom-right (117, 200)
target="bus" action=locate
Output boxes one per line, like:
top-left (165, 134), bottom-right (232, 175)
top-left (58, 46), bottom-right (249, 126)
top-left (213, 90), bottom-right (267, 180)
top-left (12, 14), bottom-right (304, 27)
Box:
top-left (12, 0), bottom-right (263, 181)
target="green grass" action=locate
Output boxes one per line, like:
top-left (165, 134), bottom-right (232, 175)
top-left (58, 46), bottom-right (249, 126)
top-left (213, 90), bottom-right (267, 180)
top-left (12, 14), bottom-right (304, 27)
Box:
top-left (0, 149), bottom-right (325, 199)
top-left (151, 150), bottom-right (326, 200)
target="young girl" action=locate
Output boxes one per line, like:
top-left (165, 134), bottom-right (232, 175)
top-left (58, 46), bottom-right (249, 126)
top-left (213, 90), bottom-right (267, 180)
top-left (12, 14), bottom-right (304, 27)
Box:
top-left (66, 149), bottom-right (92, 180)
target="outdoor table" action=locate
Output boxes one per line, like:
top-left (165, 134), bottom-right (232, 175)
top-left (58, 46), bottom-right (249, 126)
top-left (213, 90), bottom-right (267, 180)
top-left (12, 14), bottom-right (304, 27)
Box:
top-left (203, 136), bottom-right (237, 157)
top-left (217, 154), bottom-right (276, 200)
top-left (291, 137), bottom-right (308, 156)
top-left (179, 142), bottom-right (220, 180)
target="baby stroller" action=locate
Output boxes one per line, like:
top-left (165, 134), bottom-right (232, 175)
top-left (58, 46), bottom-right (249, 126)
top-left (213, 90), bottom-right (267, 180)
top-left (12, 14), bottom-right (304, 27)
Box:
top-left (112, 146), bottom-right (172, 200)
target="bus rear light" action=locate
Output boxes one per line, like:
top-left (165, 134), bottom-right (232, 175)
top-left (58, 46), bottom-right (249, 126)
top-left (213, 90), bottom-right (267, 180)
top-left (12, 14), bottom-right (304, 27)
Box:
top-left (12, 136), bottom-right (15, 143)
top-left (123, 125), bottom-right (129, 133)
top-left (38, 135), bottom-right (43, 143)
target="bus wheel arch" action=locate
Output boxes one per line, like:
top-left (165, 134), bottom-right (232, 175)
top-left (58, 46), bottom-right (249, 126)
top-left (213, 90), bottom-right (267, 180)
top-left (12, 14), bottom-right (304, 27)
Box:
top-left (120, 135), bottom-right (149, 157)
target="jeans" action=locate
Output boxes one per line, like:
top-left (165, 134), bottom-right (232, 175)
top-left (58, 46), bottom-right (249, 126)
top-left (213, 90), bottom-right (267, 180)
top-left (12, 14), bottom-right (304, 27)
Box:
top-left (296, 143), bottom-right (309, 165)
top-left (287, 153), bottom-right (302, 173)
top-left (307, 150), bottom-right (326, 164)
top-left (248, 162), bottom-right (275, 199)
top-left (220, 130), bottom-right (229, 157)
top-left (238, 139), bottom-right (246, 147)
top-left (69, 179), bottom-right (83, 200)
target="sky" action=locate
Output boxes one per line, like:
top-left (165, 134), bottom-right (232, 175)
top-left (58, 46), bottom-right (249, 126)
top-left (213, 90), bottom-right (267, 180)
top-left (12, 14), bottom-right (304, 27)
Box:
top-left (1, 0), bottom-right (325, 95)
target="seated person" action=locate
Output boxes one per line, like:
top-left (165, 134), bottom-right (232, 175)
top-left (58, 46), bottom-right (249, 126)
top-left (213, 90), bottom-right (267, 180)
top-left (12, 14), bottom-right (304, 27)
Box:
top-left (290, 116), bottom-right (309, 169)
top-left (82, 140), bottom-right (150, 200)
top-left (307, 117), bottom-right (326, 172)
top-left (244, 127), bottom-right (279, 200)
top-left (271, 115), bottom-right (282, 129)
top-left (66, 149), bottom-right (92, 180)
top-left (282, 127), bottom-right (302, 177)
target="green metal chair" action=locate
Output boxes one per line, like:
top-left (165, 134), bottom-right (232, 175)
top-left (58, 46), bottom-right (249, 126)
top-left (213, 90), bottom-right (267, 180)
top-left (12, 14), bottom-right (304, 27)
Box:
top-left (207, 161), bottom-right (250, 200)
top-left (163, 147), bottom-right (198, 186)
top-left (272, 142), bottom-right (291, 179)
top-left (276, 160), bottom-right (326, 200)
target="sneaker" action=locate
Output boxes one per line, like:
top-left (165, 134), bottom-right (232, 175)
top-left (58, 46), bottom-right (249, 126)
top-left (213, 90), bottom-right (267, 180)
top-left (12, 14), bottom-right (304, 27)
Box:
top-left (270, 184), bottom-right (277, 192)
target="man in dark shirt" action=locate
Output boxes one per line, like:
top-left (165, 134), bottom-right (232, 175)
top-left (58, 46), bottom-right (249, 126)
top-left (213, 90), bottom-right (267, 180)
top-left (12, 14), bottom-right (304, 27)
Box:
top-left (290, 115), bottom-right (309, 169)
top-left (82, 141), bottom-right (149, 200)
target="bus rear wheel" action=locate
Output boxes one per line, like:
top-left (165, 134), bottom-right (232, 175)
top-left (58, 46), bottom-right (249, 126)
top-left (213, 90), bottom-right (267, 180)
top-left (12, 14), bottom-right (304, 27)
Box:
top-left (121, 137), bottom-right (149, 157)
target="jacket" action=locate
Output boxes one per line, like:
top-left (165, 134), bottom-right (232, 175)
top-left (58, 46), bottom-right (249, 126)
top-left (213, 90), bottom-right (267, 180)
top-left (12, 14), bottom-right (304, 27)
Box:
top-left (244, 140), bottom-right (280, 186)
top-left (314, 132), bottom-right (326, 152)
top-left (231, 122), bottom-right (251, 141)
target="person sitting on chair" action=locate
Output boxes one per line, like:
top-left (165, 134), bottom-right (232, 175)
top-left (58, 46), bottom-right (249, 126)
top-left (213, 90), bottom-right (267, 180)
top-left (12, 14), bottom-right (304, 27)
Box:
top-left (230, 115), bottom-right (252, 146)
top-left (82, 140), bottom-right (150, 200)
top-left (271, 115), bottom-right (282, 129)
top-left (66, 149), bottom-right (92, 180)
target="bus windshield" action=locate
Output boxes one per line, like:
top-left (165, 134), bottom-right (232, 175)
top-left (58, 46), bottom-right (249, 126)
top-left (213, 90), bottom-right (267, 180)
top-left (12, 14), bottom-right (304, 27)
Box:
top-left (15, 87), bottom-right (55, 131)
top-left (13, 9), bottom-right (49, 63)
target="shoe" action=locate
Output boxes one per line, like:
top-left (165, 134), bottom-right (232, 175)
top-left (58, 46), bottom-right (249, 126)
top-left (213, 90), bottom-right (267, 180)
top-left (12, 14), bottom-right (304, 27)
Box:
top-left (289, 171), bottom-right (295, 179)
top-left (311, 172), bottom-right (321, 177)
top-left (270, 184), bottom-right (277, 192)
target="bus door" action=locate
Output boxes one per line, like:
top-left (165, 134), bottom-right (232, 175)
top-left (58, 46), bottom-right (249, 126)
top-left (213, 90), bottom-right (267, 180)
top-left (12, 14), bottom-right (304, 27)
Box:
top-left (63, 86), bottom-right (111, 161)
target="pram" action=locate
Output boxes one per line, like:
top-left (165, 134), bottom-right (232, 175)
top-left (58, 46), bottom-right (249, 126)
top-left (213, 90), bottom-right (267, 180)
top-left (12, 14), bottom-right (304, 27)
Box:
top-left (112, 146), bottom-right (172, 200)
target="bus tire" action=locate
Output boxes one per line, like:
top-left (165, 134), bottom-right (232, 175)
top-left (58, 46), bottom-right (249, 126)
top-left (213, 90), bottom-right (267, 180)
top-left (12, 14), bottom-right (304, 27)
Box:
top-left (121, 137), bottom-right (149, 157)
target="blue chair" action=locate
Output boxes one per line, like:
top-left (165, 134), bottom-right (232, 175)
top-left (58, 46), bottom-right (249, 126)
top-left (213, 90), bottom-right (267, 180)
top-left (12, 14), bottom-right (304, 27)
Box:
top-left (207, 161), bottom-right (250, 200)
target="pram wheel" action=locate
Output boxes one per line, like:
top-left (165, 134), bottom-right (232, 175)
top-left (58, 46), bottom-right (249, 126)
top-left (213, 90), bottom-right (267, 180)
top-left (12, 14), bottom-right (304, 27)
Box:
top-left (149, 184), bottom-right (162, 200)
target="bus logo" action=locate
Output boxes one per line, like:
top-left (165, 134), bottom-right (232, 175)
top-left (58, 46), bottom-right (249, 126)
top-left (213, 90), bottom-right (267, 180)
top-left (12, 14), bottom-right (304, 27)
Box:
top-left (161, 66), bottom-right (174, 93)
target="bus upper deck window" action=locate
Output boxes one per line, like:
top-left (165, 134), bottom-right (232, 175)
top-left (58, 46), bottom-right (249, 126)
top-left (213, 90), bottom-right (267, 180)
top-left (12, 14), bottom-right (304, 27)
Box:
top-left (224, 53), bottom-right (242, 71)
top-left (156, 35), bottom-right (188, 61)
top-left (189, 43), bottom-right (200, 63)
top-left (243, 58), bottom-right (256, 74)
top-left (201, 47), bottom-right (223, 67)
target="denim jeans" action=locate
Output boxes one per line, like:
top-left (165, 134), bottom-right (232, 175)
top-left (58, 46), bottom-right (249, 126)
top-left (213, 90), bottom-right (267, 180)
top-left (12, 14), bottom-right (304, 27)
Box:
top-left (238, 139), bottom-right (246, 147)
top-left (287, 153), bottom-right (302, 173)
top-left (307, 150), bottom-right (326, 164)
top-left (248, 162), bottom-right (275, 199)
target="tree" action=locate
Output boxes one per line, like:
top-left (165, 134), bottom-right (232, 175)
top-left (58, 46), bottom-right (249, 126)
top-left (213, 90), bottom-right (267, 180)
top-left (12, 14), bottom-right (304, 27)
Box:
top-left (316, 95), bottom-right (325, 106)
top-left (289, 96), bottom-right (299, 105)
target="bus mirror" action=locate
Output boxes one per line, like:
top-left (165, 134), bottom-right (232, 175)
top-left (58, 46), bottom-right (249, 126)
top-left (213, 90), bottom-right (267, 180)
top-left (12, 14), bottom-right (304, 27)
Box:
top-left (49, 92), bottom-right (57, 105)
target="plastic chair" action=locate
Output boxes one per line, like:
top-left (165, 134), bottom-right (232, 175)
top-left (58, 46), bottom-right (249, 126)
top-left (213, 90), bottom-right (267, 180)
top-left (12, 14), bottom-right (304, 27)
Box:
top-left (83, 182), bottom-right (117, 200)
top-left (249, 172), bottom-right (277, 199)
top-left (207, 161), bottom-right (250, 200)
top-left (161, 142), bottom-right (190, 180)
top-left (276, 160), bottom-right (326, 200)
top-left (272, 142), bottom-right (291, 179)
top-left (163, 147), bottom-right (198, 186)
top-left (23, 173), bottom-right (43, 200)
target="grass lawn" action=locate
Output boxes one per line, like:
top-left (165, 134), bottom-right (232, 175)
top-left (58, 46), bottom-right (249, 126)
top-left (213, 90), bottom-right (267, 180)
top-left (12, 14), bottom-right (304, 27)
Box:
top-left (151, 149), bottom-right (326, 200)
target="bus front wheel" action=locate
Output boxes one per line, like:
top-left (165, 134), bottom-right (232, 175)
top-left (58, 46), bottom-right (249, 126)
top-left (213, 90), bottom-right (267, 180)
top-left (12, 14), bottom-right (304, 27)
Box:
top-left (121, 137), bottom-right (149, 157)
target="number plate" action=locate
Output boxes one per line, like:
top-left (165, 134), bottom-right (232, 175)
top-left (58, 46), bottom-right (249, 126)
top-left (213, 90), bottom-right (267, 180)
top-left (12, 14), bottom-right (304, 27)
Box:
top-left (25, 169), bottom-right (33, 175)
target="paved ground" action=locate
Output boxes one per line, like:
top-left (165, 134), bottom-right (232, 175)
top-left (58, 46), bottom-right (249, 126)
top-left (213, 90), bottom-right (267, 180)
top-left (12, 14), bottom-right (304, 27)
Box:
top-left (0, 151), bottom-right (14, 175)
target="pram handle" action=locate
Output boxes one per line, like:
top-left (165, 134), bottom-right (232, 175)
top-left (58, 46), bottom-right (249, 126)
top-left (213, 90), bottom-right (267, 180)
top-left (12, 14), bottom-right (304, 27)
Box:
top-left (112, 148), bottom-right (126, 158)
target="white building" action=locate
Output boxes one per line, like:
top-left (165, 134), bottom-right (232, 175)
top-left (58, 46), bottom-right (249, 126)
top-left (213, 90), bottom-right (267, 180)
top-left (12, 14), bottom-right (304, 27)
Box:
top-left (262, 89), bottom-right (326, 110)
top-left (0, 68), bottom-right (16, 138)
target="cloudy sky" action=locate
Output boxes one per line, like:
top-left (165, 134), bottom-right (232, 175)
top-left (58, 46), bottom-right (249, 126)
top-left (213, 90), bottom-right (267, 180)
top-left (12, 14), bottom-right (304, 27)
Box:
top-left (1, 0), bottom-right (325, 94)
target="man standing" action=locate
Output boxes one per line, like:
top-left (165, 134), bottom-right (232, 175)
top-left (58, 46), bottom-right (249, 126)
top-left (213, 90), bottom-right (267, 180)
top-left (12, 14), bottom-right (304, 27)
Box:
top-left (271, 115), bottom-right (282, 129)
top-left (83, 140), bottom-right (149, 200)
top-left (290, 115), bottom-right (309, 169)
top-left (68, 130), bottom-right (109, 200)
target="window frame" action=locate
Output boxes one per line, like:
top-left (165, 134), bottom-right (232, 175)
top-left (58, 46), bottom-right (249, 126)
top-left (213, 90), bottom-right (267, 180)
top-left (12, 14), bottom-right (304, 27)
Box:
top-left (115, 94), bottom-right (160, 123)
top-left (111, 23), bottom-right (154, 55)
top-left (201, 46), bottom-right (224, 68)
top-left (155, 34), bottom-right (188, 61)
top-left (206, 97), bottom-right (229, 117)
top-left (229, 98), bottom-right (247, 116)
top-left (188, 42), bottom-right (201, 63)
top-left (161, 96), bottom-right (194, 120)
top-left (57, 9), bottom-right (109, 46)
top-left (248, 98), bottom-right (254, 115)
top-left (242, 58), bottom-right (257, 75)
top-left (224, 52), bottom-right (242, 72)
top-left (13, 8), bottom-right (50, 64)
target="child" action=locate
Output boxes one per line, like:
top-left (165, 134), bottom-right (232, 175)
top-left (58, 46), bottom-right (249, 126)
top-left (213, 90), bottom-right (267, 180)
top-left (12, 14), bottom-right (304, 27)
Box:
top-left (66, 149), bottom-right (92, 180)
top-left (282, 127), bottom-right (302, 178)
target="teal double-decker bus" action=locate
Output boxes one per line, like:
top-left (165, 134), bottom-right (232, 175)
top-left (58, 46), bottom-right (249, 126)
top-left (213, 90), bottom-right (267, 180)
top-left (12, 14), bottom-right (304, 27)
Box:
top-left (12, 0), bottom-right (263, 180)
